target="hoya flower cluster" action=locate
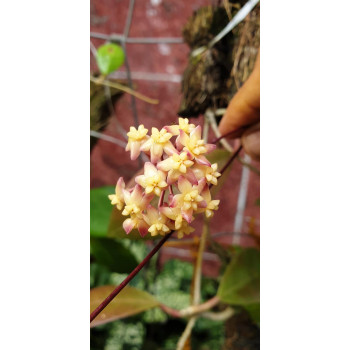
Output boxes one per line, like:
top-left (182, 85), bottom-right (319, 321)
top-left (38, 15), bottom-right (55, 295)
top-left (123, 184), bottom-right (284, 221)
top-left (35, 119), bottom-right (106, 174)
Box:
top-left (108, 118), bottom-right (221, 239)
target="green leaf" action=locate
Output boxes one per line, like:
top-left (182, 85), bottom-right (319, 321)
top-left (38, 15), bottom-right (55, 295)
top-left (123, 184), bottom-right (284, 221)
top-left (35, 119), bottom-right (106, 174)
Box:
top-left (96, 43), bottom-right (125, 75)
top-left (90, 237), bottom-right (138, 274)
top-left (90, 285), bottom-right (160, 327)
top-left (91, 186), bottom-right (115, 237)
top-left (244, 302), bottom-right (260, 325)
top-left (217, 248), bottom-right (260, 305)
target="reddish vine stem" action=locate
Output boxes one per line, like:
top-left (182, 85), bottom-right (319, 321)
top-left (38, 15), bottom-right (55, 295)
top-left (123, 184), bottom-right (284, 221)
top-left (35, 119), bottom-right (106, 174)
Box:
top-left (220, 144), bottom-right (243, 175)
top-left (211, 126), bottom-right (248, 144)
top-left (90, 230), bottom-right (175, 323)
top-left (158, 190), bottom-right (165, 207)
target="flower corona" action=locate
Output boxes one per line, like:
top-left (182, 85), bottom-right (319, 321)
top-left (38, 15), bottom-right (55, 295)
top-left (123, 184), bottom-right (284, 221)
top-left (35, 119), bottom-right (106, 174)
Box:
top-left (109, 118), bottom-right (221, 238)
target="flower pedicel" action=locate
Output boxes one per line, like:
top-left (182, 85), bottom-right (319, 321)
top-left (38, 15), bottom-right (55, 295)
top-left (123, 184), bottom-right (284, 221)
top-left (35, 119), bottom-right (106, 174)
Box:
top-left (108, 118), bottom-right (221, 239)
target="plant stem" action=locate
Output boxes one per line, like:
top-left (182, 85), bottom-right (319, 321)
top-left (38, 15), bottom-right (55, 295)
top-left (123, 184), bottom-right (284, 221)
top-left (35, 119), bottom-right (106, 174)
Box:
top-left (164, 237), bottom-right (199, 247)
top-left (202, 307), bottom-right (235, 321)
top-left (90, 76), bottom-right (159, 104)
top-left (211, 126), bottom-right (248, 144)
top-left (158, 190), bottom-right (165, 207)
top-left (206, 109), bottom-right (233, 152)
top-left (202, 116), bottom-right (209, 143)
top-left (169, 185), bottom-right (174, 196)
top-left (220, 145), bottom-right (243, 175)
top-left (103, 84), bottom-right (128, 140)
top-left (90, 231), bottom-right (174, 323)
top-left (159, 296), bottom-right (220, 319)
top-left (176, 219), bottom-right (210, 350)
top-left (180, 296), bottom-right (220, 317)
top-left (193, 219), bottom-right (209, 305)
top-left (176, 316), bottom-right (197, 350)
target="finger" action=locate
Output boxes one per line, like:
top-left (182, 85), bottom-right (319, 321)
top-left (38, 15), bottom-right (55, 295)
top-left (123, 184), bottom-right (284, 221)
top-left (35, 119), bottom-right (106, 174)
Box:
top-left (241, 123), bottom-right (260, 161)
top-left (219, 52), bottom-right (260, 136)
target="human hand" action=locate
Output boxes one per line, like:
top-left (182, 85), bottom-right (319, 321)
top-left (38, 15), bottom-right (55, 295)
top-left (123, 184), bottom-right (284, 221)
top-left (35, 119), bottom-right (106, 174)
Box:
top-left (219, 52), bottom-right (260, 161)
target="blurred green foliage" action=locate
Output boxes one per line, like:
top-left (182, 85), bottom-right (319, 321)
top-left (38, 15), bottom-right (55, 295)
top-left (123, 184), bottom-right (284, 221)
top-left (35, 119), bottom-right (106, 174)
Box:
top-left (218, 248), bottom-right (260, 306)
top-left (90, 186), bottom-right (115, 238)
top-left (91, 255), bottom-right (225, 350)
top-left (91, 237), bottom-right (138, 273)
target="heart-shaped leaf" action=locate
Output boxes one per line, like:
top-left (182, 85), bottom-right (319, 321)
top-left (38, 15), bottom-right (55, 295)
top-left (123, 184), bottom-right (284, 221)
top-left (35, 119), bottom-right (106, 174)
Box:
top-left (90, 285), bottom-right (160, 327)
top-left (217, 248), bottom-right (260, 305)
top-left (96, 43), bottom-right (125, 75)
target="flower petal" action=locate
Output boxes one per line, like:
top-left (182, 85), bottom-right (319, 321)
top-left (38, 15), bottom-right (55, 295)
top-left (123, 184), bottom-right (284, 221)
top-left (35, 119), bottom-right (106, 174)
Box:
top-left (135, 174), bottom-right (146, 187)
top-left (200, 184), bottom-right (211, 203)
top-left (122, 188), bottom-right (131, 204)
top-left (163, 142), bottom-right (178, 156)
top-left (175, 135), bottom-right (184, 152)
top-left (196, 178), bottom-right (207, 194)
top-left (184, 168), bottom-right (198, 185)
top-left (205, 143), bottom-right (216, 153)
top-left (191, 125), bottom-right (201, 140)
top-left (159, 206), bottom-right (176, 220)
top-left (164, 125), bottom-right (179, 135)
top-left (195, 155), bottom-right (211, 166)
top-left (123, 218), bottom-right (135, 234)
top-left (192, 165), bottom-right (205, 181)
top-left (140, 138), bottom-right (152, 152)
top-left (144, 162), bottom-right (157, 176)
top-left (167, 169), bottom-right (179, 184)
top-left (170, 194), bottom-right (182, 208)
top-left (178, 129), bottom-right (189, 147)
top-left (198, 200), bottom-right (207, 208)
top-left (182, 208), bottom-right (193, 223)
top-left (145, 205), bottom-right (158, 223)
top-left (178, 176), bottom-right (192, 193)
top-left (151, 144), bottom-right (163, 163)
top-left (157, 157), bottom-right (174, 172)
top-left (137, 219), bottom-right (150, 237)
top-left (116, 177), bottom-right (125, 194)
top-left (141, 193), bottom-right (154, 208)
top-left (131, 184), bottom-right (143, 204)
top-left (130, 141), bottom-right (141, 160)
